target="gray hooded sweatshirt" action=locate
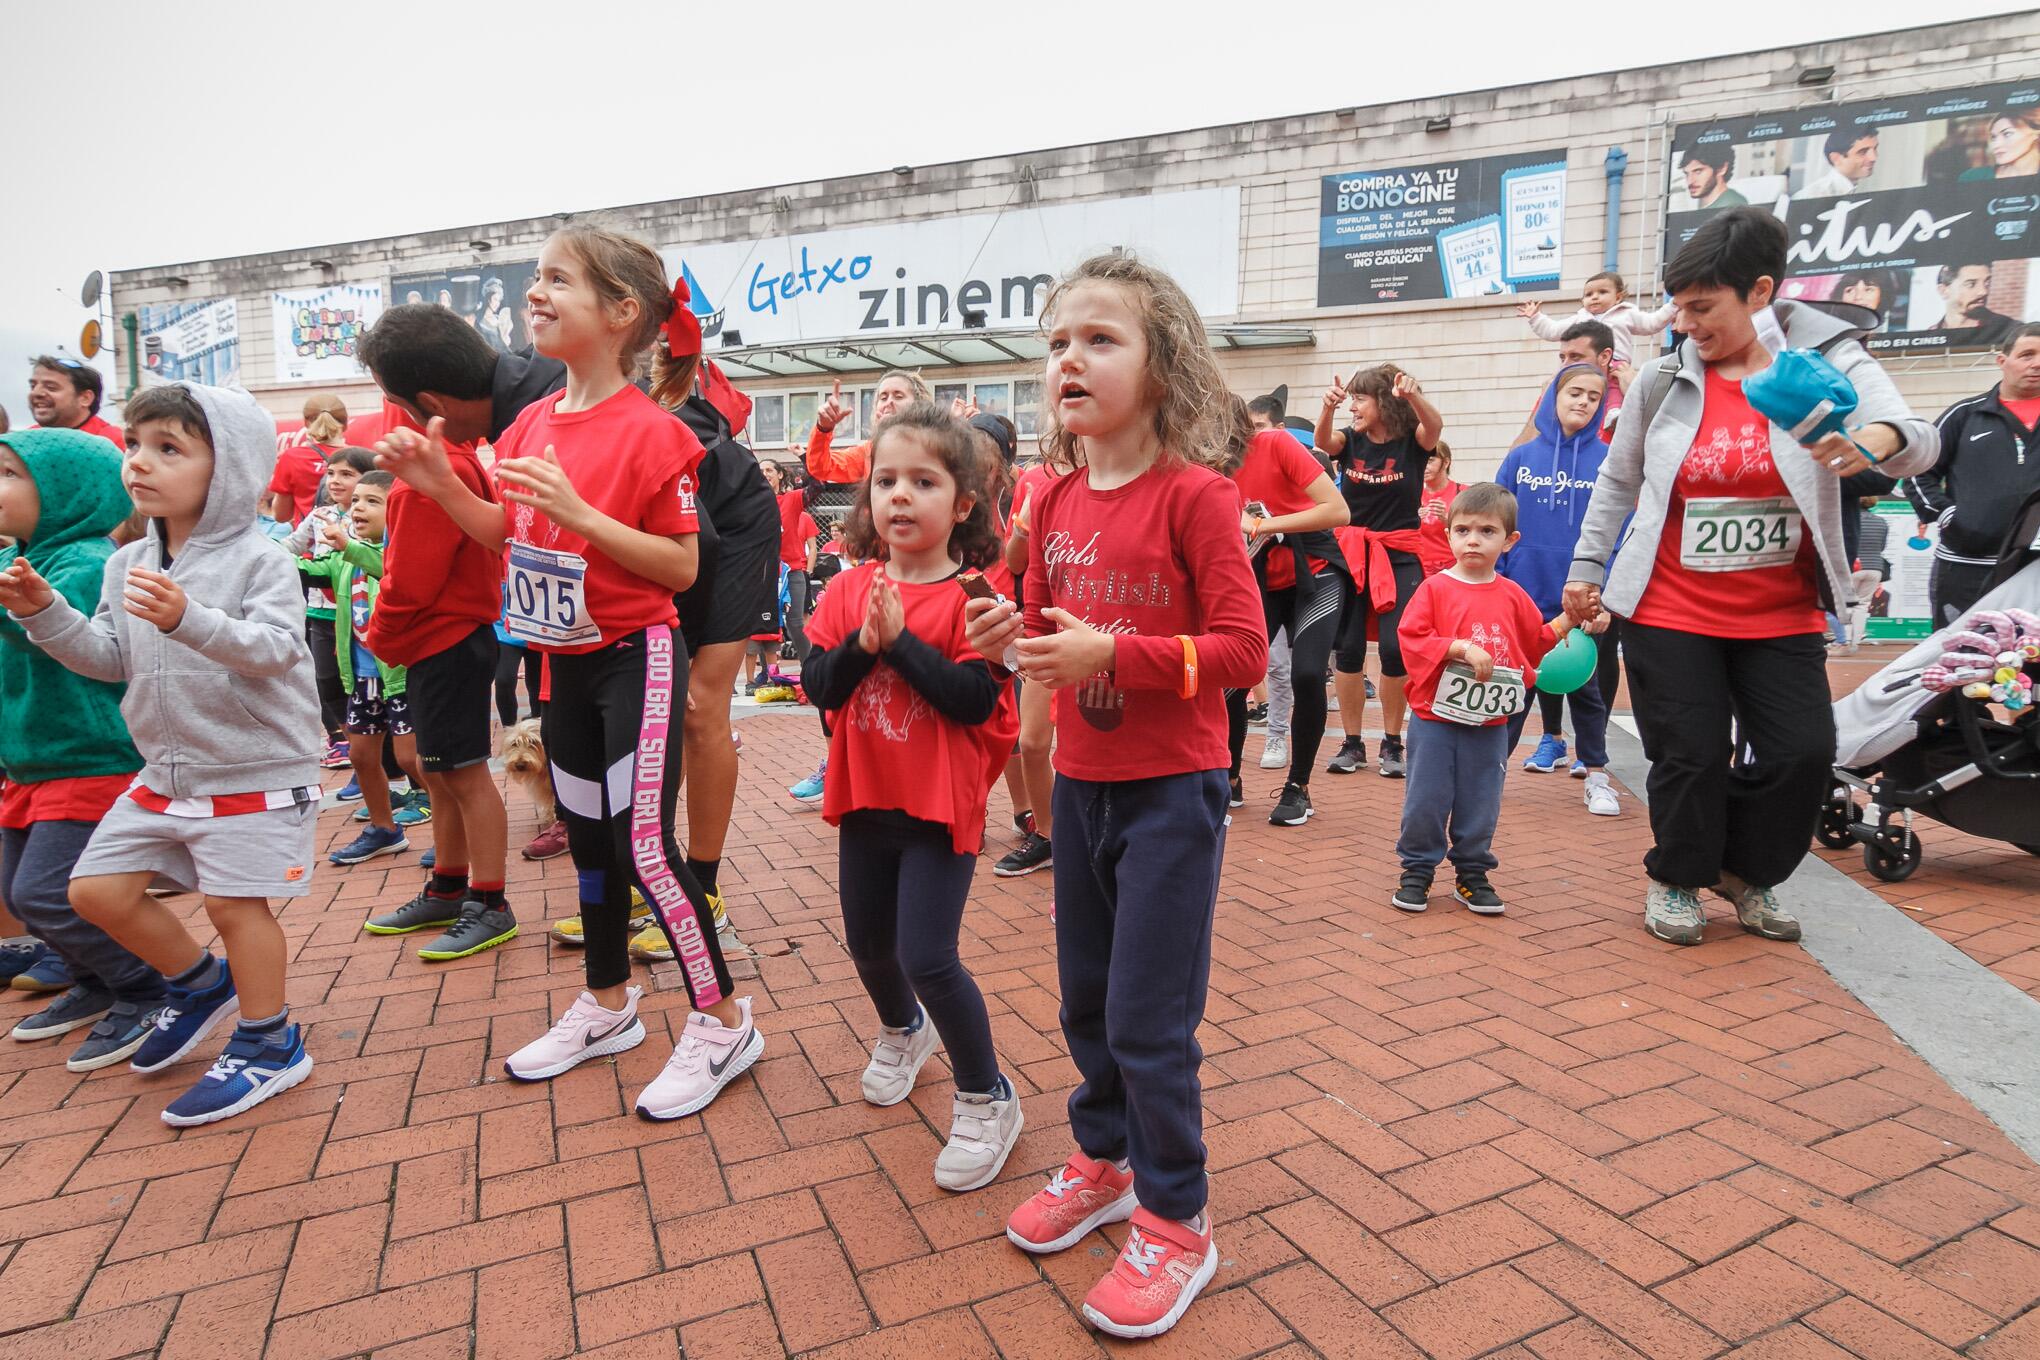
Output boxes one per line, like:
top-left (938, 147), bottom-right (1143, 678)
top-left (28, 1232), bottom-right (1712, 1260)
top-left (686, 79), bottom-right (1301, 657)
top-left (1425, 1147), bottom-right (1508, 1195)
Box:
top-left (1568, 300), bottom-right (1940, 634)
top-left (18, 383), bottom-right (324, 798)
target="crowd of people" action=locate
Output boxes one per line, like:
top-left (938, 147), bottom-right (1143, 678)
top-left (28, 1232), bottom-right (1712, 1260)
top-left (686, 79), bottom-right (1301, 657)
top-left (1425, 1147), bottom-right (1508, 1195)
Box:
top-left (8, 201), bottom-right (2037, 1341)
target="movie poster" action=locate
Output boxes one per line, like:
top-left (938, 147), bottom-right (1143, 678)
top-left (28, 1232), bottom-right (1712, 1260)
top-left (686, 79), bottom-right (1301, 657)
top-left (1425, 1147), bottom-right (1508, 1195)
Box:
top-left (136, 298), bottom-right (239, 387)
top-left (1316, 150), bottom-right (1570, 307)
top-left (1664, 81), bottom-right (2040, 353)
top-left (390, 261), bottom-right (539, 355)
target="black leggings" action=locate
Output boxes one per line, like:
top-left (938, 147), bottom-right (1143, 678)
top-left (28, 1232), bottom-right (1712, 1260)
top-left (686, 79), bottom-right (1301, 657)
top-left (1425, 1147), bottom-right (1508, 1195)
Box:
top-left (495, 644), bottom-right (544, 728)
top-left (309, 617), bottom-right (345, 739)
top-left (1227, 567), bottom-right (1350, 784)
top-left (1335, 552), bottom-right (1422, 677)
top-left (544, 627), bottom-right (730, 1001)
top-left (837, 811), bottom-right (999, 1093)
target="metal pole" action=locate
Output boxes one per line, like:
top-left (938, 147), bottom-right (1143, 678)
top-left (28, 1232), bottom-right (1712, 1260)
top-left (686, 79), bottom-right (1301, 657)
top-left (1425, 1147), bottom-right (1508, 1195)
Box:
top-left (122, 313), bottom-right (139, 398)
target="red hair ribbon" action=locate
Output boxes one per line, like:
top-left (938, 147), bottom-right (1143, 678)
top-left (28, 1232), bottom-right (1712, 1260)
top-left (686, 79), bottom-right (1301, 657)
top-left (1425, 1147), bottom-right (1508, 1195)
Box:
top-left (665, 276), bottom-right (703, 358)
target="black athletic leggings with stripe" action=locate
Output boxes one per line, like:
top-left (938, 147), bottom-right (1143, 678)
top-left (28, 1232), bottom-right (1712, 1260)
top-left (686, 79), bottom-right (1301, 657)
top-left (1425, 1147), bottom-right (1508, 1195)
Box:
top-left (1227, 566), bottom-right (1351, 786)
top-left (543, 626), bottom-right (730, 1001)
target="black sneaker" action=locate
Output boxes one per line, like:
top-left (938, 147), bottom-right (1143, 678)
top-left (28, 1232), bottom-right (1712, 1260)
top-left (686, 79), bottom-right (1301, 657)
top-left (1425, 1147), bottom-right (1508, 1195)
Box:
top-left (417, 901), bottom-right (520, 961)
top-left (1228, 774), bottom-right (1244, 808)
top-left (1245, 702), bottom-right (1269, 725)
top-left (1013, 809), bottom-right (1037, 838)
top-left (1378, 736), bottom-right (1407, 779)
top-left (66, 998), bottom-right (161, 1072)
top-left (1391, 870), bottom-right (1432, 913)
top-left (994, 832), bottom-right (1053, 878)
top-left (1270, 782), bottom-right (1313, 826)
top-left (1326, 737), bottom-right (1367, 775)
top-left (1456, 875), bottom-right (1506, 915)
top-left (363, 889), bottom-right (464, 936)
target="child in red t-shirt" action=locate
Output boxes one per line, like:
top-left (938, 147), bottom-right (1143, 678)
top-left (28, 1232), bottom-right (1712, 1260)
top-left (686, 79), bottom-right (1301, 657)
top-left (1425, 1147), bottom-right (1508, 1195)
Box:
top-left (991, 454), bottom-right (1066, 879)
top-left (376, 226), bottom-right (755, 1122)
top-left (803, 403), bottom-right (1021, 1192)
top-left (966, 254), bottom-right (1266, 1341)
top-left (1393, 483), bottom-right (1584, 916)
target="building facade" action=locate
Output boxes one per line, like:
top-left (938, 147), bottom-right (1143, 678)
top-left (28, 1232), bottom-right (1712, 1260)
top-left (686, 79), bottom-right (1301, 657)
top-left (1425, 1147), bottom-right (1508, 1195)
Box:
top-left (108, 13), bottom-right (2040, 479)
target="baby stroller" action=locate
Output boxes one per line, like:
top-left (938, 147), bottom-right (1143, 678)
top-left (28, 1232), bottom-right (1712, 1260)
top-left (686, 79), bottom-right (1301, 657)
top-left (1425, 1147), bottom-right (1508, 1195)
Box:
top-left (1823, 489), bottom-right (2040, 881)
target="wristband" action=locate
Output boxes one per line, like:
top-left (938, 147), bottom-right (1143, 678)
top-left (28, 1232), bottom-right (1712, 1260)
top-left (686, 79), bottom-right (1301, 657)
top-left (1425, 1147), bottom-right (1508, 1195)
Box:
top-left (1176, 635), bottom-right (1199, 700)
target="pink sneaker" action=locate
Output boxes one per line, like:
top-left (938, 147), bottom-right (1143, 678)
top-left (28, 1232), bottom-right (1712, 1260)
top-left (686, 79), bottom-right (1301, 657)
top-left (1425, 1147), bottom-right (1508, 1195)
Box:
top-left (503, 987), bottom-right (645, 1081)
top-left (521, 820), bottom-right (569, 861)
top-left (1005, 1153), bottom-right (1137, 1254)
top-left (635, 997), bottom-right (764, 1121)
top-left (1081, 1207), bottom-right (1217, 1340)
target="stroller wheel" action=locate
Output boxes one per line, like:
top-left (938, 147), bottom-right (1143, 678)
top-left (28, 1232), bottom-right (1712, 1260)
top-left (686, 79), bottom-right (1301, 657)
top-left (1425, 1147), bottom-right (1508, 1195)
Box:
top-left (1816, 794), bottom-right (1858, 851)
top-left (1864, 830), bottom-right (1921, 883)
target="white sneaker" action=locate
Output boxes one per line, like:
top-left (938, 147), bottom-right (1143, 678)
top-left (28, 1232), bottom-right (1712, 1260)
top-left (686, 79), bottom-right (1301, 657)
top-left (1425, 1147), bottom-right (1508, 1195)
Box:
top-left (934, 1079), bottom-right (1024, 1192)
top-left (860, 1008), bottom-right (939, 1107)
top-left (1584, 771), bottom-right (1621, 817)
top-left (1258, 734), bottom-right (1289, 770)
top-left (503, 988), bottom-right (645, 1081)
top-left (634, 997), bottom-right (764, 1120)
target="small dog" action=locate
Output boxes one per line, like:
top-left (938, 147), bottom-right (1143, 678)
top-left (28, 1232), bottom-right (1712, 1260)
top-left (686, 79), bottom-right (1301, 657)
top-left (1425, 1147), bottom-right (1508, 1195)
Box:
top-left (498, 719), bottom-right (555, 825)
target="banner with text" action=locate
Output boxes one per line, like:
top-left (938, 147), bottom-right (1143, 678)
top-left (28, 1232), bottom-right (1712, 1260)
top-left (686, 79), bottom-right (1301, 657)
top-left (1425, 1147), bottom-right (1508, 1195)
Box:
top-left (271, 283), bottom-right (382, 383)
top-left (1315, 149), bottom-right (1569, 307)
top-left (659, 189), bottom-right (1240, 348)
top-left (137, 298), bottom-right (239, 387)
top-left (1664, 80), bottom-right (2040, 354)
top-left (389, 261), bottom-right (539, 355)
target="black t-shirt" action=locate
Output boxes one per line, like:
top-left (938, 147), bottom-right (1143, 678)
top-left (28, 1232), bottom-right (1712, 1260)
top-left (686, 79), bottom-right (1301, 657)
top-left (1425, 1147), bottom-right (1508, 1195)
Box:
top-left (676, 394), bottom-right (778, 548)
top-left (1336, 429), bottom-right (1425, 532)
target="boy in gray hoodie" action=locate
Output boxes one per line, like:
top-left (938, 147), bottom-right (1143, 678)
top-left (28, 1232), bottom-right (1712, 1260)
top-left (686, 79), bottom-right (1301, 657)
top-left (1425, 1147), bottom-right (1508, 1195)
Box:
top-left (0, 381), bottom-right (326, 1126)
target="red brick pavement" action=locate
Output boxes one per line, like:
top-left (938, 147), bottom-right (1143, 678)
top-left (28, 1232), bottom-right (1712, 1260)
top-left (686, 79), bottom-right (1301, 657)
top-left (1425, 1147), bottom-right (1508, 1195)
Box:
top-left (0, 700), bottom-right (2036, 1358)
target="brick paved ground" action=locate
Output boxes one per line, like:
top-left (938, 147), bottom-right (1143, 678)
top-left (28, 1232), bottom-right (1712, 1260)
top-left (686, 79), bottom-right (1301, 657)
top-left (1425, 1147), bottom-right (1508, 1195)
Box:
top-left (1, 680), bottom-right (2037, 1358)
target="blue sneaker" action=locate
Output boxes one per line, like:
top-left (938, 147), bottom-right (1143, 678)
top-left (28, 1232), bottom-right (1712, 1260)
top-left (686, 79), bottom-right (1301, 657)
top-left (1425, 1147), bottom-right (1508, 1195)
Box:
top-left (421, 847), bottom-right (436, 871)
top-left (789, 760), bottom-right (826, 805)
top-left (161, 1022), bottom-right (313, 1127)
top-left (1570, 759), bottom-right (1590, 779)
top-left (352, 787), bottom-right (399, 821)
top-left (11, 984), bottom-right (113, 1040)
top-left (394, 791), bottom-right (433, 827)
top-left (67, 998), bottom-right (164, 1073)
top-left (0, 939), bottom-right (50, 985)
top-left (1522, 734), bottom-right (1567, 773)
top-left (336, 776), bottom-right (363, 802)
top-left (10, 950), bottom-right (72, 993)
top-left (330, 825), bottom-right (409, 865)
top-left (130, 959), bottom-right (238, 1074)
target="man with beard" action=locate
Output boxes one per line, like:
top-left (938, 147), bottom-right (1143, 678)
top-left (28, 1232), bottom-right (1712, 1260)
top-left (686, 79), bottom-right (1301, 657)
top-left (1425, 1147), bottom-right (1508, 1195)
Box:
top-left (26, 357), bottom-right (122, 449)
top-left (1679, 140), bottom-right (1746, 211)
top-left (1929, 263), bottom-right (2019, 349)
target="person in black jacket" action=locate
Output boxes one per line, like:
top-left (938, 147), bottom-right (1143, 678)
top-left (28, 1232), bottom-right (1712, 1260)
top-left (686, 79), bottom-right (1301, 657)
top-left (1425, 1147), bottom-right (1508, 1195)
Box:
top-left (1908, 323), bottom-right (2040, 623)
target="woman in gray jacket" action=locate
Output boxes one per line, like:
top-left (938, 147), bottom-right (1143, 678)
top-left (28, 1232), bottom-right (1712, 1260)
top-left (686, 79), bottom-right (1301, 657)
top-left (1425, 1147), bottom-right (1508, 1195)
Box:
top-left (1564, 209), bottom-right (1938, 947)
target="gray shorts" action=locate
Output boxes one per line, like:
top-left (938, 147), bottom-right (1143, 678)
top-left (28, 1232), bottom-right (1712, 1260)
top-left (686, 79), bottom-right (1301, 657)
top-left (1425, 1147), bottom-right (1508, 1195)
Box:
top-left (72, 796), bottom-right (319, 900)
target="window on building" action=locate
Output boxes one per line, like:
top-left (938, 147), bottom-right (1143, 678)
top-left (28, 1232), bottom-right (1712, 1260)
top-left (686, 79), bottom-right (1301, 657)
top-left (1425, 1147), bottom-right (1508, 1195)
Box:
top-left (1013, 379), bottom-right (1042, 438)
top-left (752, 393), bottom-right (786, 446)
top-left (973, 381), bottom-right (1010, 419)
top-left (789, 391), bottom-right (819, 445)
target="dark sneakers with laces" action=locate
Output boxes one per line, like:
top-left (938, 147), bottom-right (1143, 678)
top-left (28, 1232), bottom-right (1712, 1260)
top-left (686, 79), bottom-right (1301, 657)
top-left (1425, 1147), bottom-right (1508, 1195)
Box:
top-left (1228, 774), bottom-right (1244, 808)
top-left (1270, 783), bottom-right (1313, 826)
top-left (417, 900), bottom-right (519, 961)
top-left (1391, 870), bottom-right (1432, 913)
top-left (1456, 874), bottom-right (1506, 915)
top-left (364, 888), bottom-right (464, 936)
top-left (1325, 737), bottom-right (1367, 775)
top-left (994, 832), bottom-right (1053, 877)
top-left (1378, 735), bottom-right (1407, 778)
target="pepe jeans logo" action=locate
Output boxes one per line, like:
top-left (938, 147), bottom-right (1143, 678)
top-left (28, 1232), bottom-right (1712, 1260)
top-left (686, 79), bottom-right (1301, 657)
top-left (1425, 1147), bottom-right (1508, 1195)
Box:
top-left (1512, 467), bottom-right (1598, 498)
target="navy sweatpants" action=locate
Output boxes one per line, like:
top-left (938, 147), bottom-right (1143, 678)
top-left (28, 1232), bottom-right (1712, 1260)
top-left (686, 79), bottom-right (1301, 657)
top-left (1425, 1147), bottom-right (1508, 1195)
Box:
top-left (1, 821), bottom-right (165, 1001)
top-left (1050, 768), bottom-right (1229, 1221)
top-left (1396, 715), bottom-right (1509, 877)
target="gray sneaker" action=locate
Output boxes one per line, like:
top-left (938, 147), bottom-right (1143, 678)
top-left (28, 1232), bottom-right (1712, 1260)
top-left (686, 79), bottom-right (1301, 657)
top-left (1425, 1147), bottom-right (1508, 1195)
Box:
top-left (934, 1078), bottom-right (1024, 1192)
top-left (1644, 883), bottom-right (1706, 945)
top-left (861, 1008), bottom-right (939, 1107)
top-left (415, 902), bottom-right (519, 961)
top-left (66, 999), bottom-right (161, 1072)
top-left (11, 984), bottom-right (113, 1041)
top-left (1716, 873), bottom-right (1802, 941)
top-left (1325, 737), bottom-right (1367, 775)
top-left (1378, 737), bottom-right (1407, 778)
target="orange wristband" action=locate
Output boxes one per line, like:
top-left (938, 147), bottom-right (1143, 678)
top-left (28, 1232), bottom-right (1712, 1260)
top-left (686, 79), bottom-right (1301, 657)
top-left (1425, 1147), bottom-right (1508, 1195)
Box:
top-left (1176, 635), bottom-right (1199, 700)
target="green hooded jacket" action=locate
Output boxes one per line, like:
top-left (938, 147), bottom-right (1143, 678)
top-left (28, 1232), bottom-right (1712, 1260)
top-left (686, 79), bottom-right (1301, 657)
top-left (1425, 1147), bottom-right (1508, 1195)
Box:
top-left (298, 539), bottom-right (405, 696)
top-left (0, 429), bottom-right (144, 785)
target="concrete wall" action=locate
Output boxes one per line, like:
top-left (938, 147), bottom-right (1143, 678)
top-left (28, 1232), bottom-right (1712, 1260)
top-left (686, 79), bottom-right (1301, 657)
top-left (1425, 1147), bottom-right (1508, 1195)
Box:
top-left (108, 13), bottom-right (2040, 478)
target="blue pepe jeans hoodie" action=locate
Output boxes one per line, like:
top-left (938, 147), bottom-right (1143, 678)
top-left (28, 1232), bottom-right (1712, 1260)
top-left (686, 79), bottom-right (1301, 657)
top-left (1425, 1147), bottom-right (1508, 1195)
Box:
top-left (1497, 363), bottom-right (1612, 616)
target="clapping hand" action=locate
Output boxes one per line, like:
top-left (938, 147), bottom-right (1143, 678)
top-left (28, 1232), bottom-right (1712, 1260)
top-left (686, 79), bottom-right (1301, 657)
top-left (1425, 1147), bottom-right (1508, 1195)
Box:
top-left (497, 446), bottom-right (593, 534)
top-left (375, 418), bottom-right (457, 498)
top-left (124, 567), bottom-right (187, 632)
top-left (1014, 607), bottom-right (1114, 689)
top-left (0, 558), bottom-right (54, 617)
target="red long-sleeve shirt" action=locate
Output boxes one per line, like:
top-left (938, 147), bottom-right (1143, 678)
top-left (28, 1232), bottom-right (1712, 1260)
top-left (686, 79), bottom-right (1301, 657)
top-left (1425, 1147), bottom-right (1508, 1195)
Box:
top-left (806, 424), bottom-right (870, 484)
top-left (1023, 459), bottom-right (1266, 781)
top-left (366, 432), bottom-right (504, 668)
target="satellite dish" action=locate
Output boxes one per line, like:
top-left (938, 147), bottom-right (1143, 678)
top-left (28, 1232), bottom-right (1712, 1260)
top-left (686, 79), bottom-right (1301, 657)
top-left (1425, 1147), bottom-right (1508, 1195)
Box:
top-left (81, 270), bottom-right (104, 309)
top-left (79, 320), bottom-right (103, 360)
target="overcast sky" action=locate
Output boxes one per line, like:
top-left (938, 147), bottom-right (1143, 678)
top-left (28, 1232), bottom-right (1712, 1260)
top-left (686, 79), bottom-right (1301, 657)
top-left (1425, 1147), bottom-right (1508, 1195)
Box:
top-left (2, 0), bottom-right (2029, 423)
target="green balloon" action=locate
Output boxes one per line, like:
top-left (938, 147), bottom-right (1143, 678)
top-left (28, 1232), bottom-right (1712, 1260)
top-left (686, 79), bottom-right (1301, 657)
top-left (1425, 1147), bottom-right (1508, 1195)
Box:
top-left (1535, 630), bottom-right (1598, 695)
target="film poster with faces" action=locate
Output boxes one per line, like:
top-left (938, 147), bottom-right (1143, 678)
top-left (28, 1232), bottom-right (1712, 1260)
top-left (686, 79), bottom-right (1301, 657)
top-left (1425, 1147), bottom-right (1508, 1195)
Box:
top-left (1665, 79), bottom-right (2040, 354)
top-left (389, 261), bottom-right (539, 356)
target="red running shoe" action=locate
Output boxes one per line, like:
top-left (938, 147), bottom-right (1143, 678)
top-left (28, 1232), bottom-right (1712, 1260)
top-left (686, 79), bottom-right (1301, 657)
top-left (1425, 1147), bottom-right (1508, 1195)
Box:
top-left (521, 820), bottom-right (569, 861)
top-left (1080, 1207), bottom-right (1216, 1339)
top-left (1005, 1152), bottom-right (1135, 1254)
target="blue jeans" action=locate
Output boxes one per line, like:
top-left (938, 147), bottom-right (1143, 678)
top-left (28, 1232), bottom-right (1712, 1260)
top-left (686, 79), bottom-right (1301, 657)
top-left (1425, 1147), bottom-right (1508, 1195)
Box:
top-left (1050, 769), bottom-right (1229, 1221)
top-left (1396, 716), bottom-right (1509, 878)
top-left (0, 821), bottom-right (165, 1001)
